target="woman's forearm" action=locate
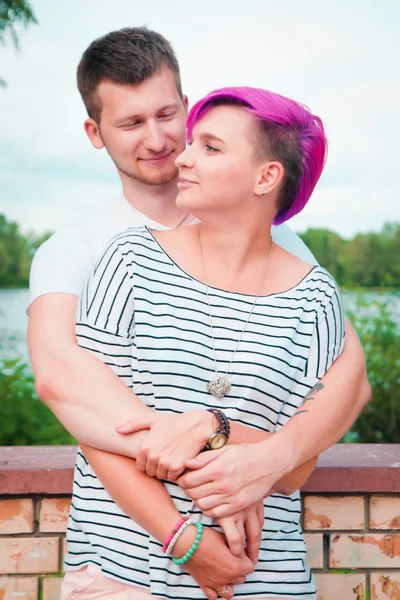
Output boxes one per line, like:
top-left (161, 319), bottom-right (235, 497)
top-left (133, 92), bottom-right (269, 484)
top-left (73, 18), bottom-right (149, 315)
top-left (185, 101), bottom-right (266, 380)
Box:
top-left (80, 443), bottom-right (195, 555)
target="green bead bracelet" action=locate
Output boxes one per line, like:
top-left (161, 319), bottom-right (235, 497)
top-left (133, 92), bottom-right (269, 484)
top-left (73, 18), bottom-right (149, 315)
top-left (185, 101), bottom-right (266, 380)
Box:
top-left (172, 522), bottom-right (203, 565)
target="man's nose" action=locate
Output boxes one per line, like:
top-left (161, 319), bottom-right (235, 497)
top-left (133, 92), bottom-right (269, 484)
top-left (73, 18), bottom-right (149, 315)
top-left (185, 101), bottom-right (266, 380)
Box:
top-left (143, 122), bottom-right (166, 153)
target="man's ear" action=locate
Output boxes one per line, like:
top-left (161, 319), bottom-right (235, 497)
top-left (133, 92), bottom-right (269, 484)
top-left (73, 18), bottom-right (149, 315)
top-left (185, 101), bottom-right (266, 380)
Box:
top-left (182, 95), bottom-right (189, 113)
top-left (83, 118), bottom-right (105, 150)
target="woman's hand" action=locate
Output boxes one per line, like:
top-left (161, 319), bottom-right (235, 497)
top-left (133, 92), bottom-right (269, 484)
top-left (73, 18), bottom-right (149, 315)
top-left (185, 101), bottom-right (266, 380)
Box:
top-left (175, 525), bottom-right (254, 600)
top-left (116, 411), bottom-right (213, 480)
top-left (178, 443), bottom-right (284, 518)
top-left (217, 500), bottom-right (265, 564)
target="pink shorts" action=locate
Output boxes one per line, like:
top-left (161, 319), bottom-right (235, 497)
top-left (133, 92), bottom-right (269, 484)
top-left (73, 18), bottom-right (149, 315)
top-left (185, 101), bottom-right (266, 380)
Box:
top-left (59, 563), bottom-right (291, 599)
top-left (59, 564), bottom-right (155, 599)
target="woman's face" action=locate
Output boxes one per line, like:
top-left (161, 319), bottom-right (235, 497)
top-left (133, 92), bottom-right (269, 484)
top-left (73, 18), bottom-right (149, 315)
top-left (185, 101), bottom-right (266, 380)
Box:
top-left (175, 105), bottom-right (262, 215)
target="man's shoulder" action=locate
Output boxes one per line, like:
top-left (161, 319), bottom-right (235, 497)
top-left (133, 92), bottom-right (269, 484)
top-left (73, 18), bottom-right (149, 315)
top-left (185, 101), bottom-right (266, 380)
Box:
top-left (272, 222), bottom-right (318, 266)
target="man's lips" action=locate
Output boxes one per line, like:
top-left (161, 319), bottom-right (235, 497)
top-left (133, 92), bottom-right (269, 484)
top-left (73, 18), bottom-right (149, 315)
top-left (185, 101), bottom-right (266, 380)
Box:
top-left (139, 150), bottom-right (174, 164)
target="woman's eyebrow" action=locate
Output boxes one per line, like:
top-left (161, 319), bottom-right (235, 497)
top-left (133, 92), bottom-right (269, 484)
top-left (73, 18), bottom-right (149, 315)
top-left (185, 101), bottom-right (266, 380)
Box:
top-left (198, 132), bottom-right (226, 145)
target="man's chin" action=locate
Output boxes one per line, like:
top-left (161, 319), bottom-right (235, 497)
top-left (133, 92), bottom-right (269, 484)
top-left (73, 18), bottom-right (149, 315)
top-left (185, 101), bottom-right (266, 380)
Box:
top-left (136, 165), bottom-right (179, 186)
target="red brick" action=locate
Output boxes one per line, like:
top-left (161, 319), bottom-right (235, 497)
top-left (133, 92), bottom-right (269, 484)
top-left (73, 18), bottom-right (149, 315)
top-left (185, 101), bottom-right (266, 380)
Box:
top-left (314, 573), bottom-right (366, 600)
top-left (329, 533), bottom-right (400, 568)
top-left (43, 576), bottom-right (63, 600)
top-left (304, 533), bottom-right (324, 569)
top-left (304, 496), bottom-right (364, 530)
top-left (0, 576), bottom-right (38, 599)
top-left (0, 499), bottom-right (34, 535)
top-left (0, 538), bottom-right (59, 574)
top-left (39, 498), bottom-right (70, 533)
top-left (371, 571), bottom-right (400, 600)
top-left (370, 496), bottom-right (400, 530)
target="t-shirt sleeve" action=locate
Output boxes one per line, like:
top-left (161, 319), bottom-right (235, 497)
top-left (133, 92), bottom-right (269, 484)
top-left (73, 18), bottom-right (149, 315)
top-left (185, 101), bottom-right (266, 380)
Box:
top-left (29, 225), bottom-right (99, 307)
top-left (272, 223), bottom-right (319, 265)
top-left (276, 274), bottom-right (346, 428)
top-left (75, 239), bottom-right (135, 387)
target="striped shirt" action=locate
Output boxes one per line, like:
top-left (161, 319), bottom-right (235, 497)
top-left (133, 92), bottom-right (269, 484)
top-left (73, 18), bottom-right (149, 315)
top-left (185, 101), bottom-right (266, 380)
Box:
top-left (65, 226), bottom-right (345, 599)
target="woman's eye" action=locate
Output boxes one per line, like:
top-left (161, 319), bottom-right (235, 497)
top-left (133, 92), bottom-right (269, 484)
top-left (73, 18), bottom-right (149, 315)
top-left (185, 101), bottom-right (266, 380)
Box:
top-left (206, 144), bottom-right (219, 152)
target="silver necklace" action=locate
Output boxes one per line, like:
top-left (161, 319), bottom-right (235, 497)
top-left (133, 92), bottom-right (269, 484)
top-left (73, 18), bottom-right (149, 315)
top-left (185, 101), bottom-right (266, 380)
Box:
top-left (199, 233), bottom-right (274, 399)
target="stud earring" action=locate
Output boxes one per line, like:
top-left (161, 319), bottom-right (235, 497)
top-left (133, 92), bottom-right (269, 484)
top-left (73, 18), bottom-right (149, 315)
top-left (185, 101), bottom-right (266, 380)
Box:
top-left (261, 188), bottom-right (268, 198)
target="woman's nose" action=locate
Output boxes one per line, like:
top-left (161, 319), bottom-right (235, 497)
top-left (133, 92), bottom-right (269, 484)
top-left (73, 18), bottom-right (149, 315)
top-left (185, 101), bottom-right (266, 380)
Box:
top-left (175, 145), bottom-right (195, 169)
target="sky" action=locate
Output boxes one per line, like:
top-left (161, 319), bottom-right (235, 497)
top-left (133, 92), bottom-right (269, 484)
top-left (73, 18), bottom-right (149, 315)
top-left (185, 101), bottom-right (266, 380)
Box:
top-left (1, 0), bottom-right (399, 238)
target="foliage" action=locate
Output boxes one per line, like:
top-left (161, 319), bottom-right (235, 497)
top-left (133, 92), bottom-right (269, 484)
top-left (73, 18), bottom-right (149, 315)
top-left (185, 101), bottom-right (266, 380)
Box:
top-left (0, 357), bottom-right (75, 445)
top-left (299, 222), bottom-right (400, 288)
top-left (0, 214), bottom-right (52, 287)
top-left (0, 0), bottom-right (37, 86)
top-left (344, 295), bottom-right (400, 443)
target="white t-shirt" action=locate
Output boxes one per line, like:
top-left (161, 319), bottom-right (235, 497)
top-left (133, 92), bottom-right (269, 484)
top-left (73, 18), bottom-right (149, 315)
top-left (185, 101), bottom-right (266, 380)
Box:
top-left (29, 191), bottom-right (318, 305)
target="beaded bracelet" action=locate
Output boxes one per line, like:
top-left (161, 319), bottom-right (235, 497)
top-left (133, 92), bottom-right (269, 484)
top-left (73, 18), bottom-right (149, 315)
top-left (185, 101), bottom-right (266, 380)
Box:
top-left (162, 516), bottom-right (189, 553)
top-left (172, 522), bottom-right (203, 565)
top-left (166, 518), bottom-right (193, 555)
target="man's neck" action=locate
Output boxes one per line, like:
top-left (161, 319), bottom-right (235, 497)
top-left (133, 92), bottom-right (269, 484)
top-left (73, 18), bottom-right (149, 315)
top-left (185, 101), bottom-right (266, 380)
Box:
top-left (120, 173), bottom-right (188, 228)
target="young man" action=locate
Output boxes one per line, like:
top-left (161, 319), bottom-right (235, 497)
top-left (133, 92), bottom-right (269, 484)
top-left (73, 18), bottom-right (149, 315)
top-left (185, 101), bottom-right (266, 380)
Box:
top-left (28, 28), bottom-right (370, 599)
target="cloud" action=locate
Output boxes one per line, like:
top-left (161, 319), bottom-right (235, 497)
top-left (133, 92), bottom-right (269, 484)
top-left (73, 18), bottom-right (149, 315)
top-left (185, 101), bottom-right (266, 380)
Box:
top-left (1, 0), bottom-right (399, 236)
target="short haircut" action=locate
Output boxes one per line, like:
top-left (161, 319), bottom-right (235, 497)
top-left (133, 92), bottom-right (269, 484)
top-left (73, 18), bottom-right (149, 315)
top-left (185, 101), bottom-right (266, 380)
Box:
top-left (77, 27), bottom-right (183, 122)
top-left (186, 87), bottom-right (327, 224)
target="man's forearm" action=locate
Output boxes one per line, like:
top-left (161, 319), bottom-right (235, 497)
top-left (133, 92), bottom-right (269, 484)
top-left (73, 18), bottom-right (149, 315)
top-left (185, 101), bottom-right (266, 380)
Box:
top-left (260, 324), bottom-right (371, 490)
top-left (36, 343), bottom-right (153, 457)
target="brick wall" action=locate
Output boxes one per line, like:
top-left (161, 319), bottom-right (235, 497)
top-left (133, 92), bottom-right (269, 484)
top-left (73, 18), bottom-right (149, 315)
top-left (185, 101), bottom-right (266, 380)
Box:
top-left (0, 445), bottom-right (399, 600)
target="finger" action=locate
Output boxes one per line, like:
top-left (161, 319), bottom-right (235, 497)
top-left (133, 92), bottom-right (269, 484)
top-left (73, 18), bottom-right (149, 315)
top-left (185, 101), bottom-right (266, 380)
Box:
top-left (155, 462), bottom-right (168, 481)
top-left (178, 463), bottom-right (218, 489)
top-left (203, 587), bottom-right (218, 600)
top-left (184, 481), bottom-right (222, 500)
top-left (230, 576), bottom-right (246, 585)
top-left (244, 511), bottom-right (262, 565)
top-left (256, 501), bottom-right (265, 527)
top-left (218, 584), bottom-right (234, 599)
top-left (203, 503), bottom-right (238, 519)
top-left (184, 448), bottom-right (226, 471)
top-left (220, 518), bottom-right (244, 558)
top-left (196, 493), bottom-right (228, 512)
top-left (144, 454), bottom-right (158, 478)
top-left (167, 464), bottom-right (185, 482)
top-left (115, 416), bottom-right (155, 434)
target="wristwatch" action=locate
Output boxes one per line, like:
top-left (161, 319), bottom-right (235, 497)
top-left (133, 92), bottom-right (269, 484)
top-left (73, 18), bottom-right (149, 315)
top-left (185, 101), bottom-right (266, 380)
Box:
top-left (204, 409), bottom-right (230, 450)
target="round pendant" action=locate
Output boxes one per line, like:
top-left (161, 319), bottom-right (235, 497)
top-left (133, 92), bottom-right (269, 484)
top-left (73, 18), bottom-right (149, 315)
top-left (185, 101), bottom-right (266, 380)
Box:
top-left (207, 377), bottom-right (231, 399)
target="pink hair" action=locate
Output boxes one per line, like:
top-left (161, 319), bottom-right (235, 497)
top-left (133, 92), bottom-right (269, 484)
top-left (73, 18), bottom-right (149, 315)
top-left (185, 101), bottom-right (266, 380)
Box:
top-left (186, 87), bottom-right (327, 224)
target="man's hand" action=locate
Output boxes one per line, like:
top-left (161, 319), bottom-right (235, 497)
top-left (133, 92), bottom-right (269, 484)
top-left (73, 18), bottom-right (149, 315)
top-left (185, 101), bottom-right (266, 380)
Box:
top-left (217, 500), bottom-right (264, 563)
top-left (174, 525), bottom-right (254, 600)
top-left (178, 444), bottom-right (286, 519)
top-left (116, 410), bottom-right (213, 480)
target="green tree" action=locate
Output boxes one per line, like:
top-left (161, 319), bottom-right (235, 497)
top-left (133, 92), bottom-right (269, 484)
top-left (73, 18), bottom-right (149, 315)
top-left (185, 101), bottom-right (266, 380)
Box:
top-left (345, 295), bottom-right (400, 442)
top-left (0, 0), bottom-right (37, 87)
top-left (0, 358), bottom-right (75, 445)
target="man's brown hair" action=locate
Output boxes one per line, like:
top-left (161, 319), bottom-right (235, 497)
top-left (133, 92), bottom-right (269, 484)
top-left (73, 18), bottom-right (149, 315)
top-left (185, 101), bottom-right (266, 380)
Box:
top-left (77, 27), bottom-right (183, 123)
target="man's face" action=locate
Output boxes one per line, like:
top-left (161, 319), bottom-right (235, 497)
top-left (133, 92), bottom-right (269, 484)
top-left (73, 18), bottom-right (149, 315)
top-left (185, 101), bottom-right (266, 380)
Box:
top-left (94, 68), bottom-right (187, 186)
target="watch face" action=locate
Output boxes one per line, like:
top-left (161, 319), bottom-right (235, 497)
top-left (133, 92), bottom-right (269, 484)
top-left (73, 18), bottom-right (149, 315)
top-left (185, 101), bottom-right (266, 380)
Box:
top-left (210, 433), bottom-right (227, 449)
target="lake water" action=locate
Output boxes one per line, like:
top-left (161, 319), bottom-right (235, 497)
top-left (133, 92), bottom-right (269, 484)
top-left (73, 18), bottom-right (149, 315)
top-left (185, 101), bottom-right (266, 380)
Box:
top-left (0, 288), bottom-right (399, 364)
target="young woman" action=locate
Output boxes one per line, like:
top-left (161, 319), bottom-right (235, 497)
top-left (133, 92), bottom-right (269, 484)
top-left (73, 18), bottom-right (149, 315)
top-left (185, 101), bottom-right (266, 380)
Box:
top-left (63, 87), bottom-right (344, 600)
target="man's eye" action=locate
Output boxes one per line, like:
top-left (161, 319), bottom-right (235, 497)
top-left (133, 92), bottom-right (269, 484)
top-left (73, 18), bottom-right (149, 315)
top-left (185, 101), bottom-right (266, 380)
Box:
top-left (159, 112), bottom-right (175, 119)
top-left (124, 121), bottom-right (141, 128)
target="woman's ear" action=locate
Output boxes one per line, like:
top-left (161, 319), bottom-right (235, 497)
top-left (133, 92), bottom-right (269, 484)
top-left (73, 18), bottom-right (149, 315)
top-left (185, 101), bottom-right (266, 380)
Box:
top-left (84, 118), bottom-right (105, 150)
top-left (254, 161), bottom-right (284, 197)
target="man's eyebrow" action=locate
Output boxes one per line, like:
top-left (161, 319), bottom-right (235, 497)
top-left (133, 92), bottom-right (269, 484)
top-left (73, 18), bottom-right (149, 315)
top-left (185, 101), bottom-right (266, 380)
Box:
top-left (198, 132), bottom-right (226, 145)
top-left (113, 103), bottom-right (181, 126)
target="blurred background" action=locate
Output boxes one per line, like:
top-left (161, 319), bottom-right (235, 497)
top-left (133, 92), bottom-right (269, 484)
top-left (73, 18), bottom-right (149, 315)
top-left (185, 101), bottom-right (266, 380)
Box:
top-left (1, 0), bottom-right (399, 445)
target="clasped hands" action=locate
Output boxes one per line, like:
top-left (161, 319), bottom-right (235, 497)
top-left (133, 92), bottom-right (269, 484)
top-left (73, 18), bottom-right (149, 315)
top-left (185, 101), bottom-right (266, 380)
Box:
top-left (116, 410), bottom-right (279, 562)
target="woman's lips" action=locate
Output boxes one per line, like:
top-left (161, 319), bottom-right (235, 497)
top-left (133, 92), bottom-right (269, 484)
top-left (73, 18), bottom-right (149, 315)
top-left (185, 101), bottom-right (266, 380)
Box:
top-left (177, 178), bottom-right (198, 189)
